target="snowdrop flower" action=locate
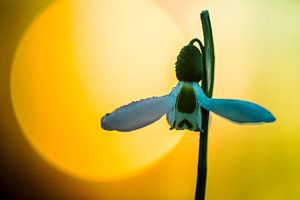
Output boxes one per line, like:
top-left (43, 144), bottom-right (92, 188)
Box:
top-left (101, 39), bottom-right (275, 132)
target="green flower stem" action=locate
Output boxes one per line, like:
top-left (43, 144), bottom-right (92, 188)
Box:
top-left (201, 10), bottom-right (215, 98)
top-left (195, 10), bottom-right (215, 200)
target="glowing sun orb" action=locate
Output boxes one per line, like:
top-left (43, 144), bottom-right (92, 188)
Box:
top-left (11, 0), bottom-right (186, 181)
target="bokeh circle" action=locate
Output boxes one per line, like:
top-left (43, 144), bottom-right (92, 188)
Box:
top-left (11, 0), bottom-right (186, 181)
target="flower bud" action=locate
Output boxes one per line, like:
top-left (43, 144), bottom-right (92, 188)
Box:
top-left (175, 41), bottom-right (203, 82)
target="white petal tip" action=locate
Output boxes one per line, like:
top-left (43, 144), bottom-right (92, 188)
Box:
top-left (100, 115), bottom-right (113, 131)
top-left (265, 114), bottom-right (276, 123)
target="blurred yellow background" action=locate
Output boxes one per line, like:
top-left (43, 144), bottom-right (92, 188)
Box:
top-left (10, 0), bottom-right (186, 181)
top-left (1, 0), bottom-right (300, 199)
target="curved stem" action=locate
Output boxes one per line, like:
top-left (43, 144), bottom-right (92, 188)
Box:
top-left (195, 10), bottom-right (215, 200)
top-left (190, 38), bottom-right (205, 53)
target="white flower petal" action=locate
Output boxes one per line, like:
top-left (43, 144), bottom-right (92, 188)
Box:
top-left (101, 82), bottom-right (183, 132)
top-left (193, 83), bottom-right (276, 123)
top-left (166, 107), bottom-right (175, 129)
top-left (168, 82), bottom-right (203, 132)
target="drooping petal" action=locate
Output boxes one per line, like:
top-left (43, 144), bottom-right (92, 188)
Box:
top-left (101, 82), bottom-right (183, 132)
top-left (202, 99), bottom-right (276, 123)
top-left (193, 83), bottom-right (276, 123)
